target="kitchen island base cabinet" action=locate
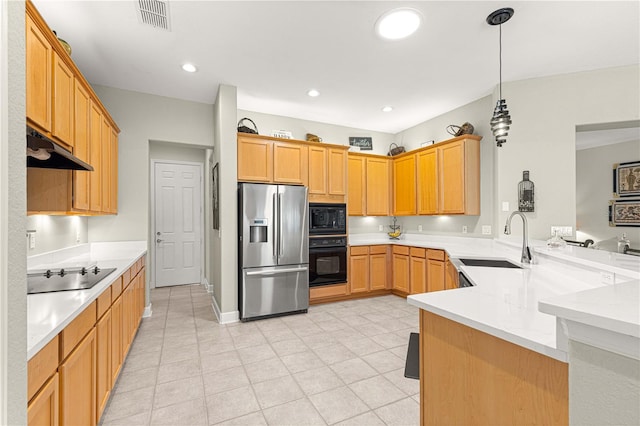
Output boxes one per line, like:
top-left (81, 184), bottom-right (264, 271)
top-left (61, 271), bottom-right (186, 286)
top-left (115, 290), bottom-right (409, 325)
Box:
top-left (420, 310), bottom-right (568, 425)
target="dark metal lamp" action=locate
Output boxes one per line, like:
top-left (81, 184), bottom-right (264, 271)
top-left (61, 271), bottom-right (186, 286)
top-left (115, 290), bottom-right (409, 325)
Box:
top-left (487, 8), bottom-right (514, 147)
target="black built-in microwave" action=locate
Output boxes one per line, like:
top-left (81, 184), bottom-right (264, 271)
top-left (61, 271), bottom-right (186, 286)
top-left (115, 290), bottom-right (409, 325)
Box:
top-left (309, 203), bottom-right (347, 235)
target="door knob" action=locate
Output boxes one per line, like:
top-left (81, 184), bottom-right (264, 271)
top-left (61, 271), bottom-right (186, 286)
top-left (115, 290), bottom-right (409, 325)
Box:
top-left (156, 231), bottom-right (161, 235)
top-left (156, 239), bottom-right (163, 243)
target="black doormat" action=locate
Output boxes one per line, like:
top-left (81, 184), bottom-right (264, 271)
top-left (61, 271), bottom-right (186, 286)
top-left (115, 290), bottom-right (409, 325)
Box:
top-left (404, 332), bottom-right (419, 380)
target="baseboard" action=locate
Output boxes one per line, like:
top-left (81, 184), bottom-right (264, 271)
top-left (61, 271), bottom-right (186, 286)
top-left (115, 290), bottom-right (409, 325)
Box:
top-left (143, 303), bottom-right (152, 318)
top-left (211, 295), bottom-right (239, 324)
top-left (202, 277), bottom-right (213, 293)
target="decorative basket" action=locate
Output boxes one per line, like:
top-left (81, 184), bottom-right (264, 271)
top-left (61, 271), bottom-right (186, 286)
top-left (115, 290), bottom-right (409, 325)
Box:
top-left (446, 122), bottom-right (474, 137)
top-left (387, 143), bottom-right (406, 156)
top-left (237, 118), bottom-right (258, 134)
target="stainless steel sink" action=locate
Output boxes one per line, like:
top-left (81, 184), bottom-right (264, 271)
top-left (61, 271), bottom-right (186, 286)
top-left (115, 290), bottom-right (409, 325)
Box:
top-left (458, 258), bottom-right (522, 269)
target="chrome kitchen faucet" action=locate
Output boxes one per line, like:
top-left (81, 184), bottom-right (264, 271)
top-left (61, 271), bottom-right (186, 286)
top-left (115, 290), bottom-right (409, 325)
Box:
top-left (504, 211), bottom-right (534, 264)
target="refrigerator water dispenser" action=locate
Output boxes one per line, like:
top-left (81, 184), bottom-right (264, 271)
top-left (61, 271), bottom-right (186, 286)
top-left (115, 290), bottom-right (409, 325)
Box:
top-left (250, 219), bottom-right (268, 243)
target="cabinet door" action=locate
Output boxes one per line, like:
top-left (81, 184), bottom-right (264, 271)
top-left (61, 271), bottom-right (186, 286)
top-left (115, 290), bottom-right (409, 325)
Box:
top-left (273, 142), bottom-right (308, 185)
top-left (26, 15), bottom-right (52, 132)
top-left (237, 137), bottom-right (273, 182)
top-left (445, 258), bottom-right (459, 290)
top-left (369, 251), bottom-right (388, 291)
top-left (110, 129), bottom-right (118, 213)
top-left (393, 155), bottom-right (416, 215)
top-left (121, 283), bottom-right (133, 358)
top-left (73, 81), bottom-right (90, 211)
top-left (410, 256), bottom-right (427, 294)
top-left (392, 254), bottom-right (410, 293)
top-left (28, 373), bottom-right (59, 426)
top-left (439, 140), bottom-right (465, 214)
top-left (101, 118), bottom-right (112, 213)
top-left (328, 148), bottom-right (347, 196)
top-left (308, 146), bottom-right (327, 196)
top-left (417, 149), bottom-right (438, 215)
top-left (52, 52), bottom-right (74, 147)
top-left (89, 102), bottom-right (102, 212)
top-left (96, 310), bottom-right (111, 422)
top-left (60, 328), bottom-right (96, 426)
top-left (349, 248), bottom-right (369, 294)
top-left (366, 158), bottom-right (390, 216)
top-left (111, 295), bottom-right (122, 387)
top-left (427, 259), bottom-right (445, 292)
top-left (347, 156), bottom-right (366, 216)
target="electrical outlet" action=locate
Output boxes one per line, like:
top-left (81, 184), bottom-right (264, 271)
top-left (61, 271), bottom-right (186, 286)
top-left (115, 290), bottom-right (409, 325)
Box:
top-left (29, 233), bottom-right (36, 249)
top-left (482, 225), bottom-right (492, 235)
top-left (462, 226), bottom-right (467, 234)
top-left (76, 231), bottom-right (81, 243)
top-left (600, 271), bottom-right (615, 285)
top-left (502, 201), bottom-right (510, 212)
top-left (551, 226), bottom-right (573, 237)
top-left (418, 225), bottom-right (423, 232)
top-left (378, 225), bottom-right (383, 232)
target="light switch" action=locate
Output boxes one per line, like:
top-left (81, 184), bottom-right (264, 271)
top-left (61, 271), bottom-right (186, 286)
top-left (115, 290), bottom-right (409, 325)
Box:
top-left (502, 201), bottom-right (510, 212)
top-left (418, 225), bottom-right (423, 232)
top-left (482, 225), bottom-right (492, 235)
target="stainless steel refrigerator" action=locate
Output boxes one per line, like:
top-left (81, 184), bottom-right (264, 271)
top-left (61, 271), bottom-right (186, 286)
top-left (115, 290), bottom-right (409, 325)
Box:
top-left (238, 183), bottom-right (309, 321)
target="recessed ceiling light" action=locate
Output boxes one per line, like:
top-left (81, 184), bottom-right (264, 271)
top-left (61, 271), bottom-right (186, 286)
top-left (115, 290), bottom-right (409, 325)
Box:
top-left (375, 8), bottom-right (422, 40)
top-left (182, 63), bottom-right (197, 73)
top-left (307, 89), bottom-right (320, 97)
top-left (382, 106), bottom-right (393, 112)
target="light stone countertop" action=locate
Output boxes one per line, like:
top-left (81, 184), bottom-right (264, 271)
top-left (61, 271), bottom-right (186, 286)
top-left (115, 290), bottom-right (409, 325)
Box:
top-left (349, 233), bottom-right (640, 362)
top-left (27, 241), bottom-right (147, 359)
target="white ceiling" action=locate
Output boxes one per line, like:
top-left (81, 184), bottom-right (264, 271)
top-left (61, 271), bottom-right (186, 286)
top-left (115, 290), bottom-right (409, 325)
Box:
top-left (33, 1), bottom-right (640, 134)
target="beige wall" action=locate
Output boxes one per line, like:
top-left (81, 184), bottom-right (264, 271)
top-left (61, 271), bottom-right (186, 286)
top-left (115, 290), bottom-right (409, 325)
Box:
top-left (576, 139), bottom-right (640, 248)
top-left (25, 216), bottom-right (88, 255)
top-left (2, 0), bottom-right (27, 423)
top-left (569, 340), bottom-right (640, 425)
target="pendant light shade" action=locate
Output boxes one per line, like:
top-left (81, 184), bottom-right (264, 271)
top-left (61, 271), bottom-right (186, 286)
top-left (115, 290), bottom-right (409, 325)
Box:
top-left (487, 8), bottom-right (514, 147)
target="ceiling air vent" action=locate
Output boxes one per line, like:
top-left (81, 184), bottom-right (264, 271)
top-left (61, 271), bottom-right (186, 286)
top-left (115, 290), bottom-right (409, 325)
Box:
top-left (136, 0), bottom-right (171, 31)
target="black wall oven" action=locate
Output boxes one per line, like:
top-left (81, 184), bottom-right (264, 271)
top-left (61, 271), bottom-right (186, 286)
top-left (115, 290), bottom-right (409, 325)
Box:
top-left (309, 203), bottom-right (347, 235)
top-left (309, 236), bottom-right (347, 287)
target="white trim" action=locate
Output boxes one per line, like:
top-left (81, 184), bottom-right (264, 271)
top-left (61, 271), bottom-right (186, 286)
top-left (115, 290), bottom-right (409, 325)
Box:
top-left (150, 158), bottom-right (205, 288)
top-left (564, 318), bottom-right (640, 361)
top-left (202, 277), bottom-right (213, 293)
top-left (143, 303), bottom-right (153, 318)
top-left (0, 0), bottom-right (9, 422)
top-left (211, 295), bottom-right (239, 324)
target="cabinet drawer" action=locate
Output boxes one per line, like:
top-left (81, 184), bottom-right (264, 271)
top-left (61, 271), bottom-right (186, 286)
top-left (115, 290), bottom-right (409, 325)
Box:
top-left (369, 245), bottom-right (387, 255)
top-left (122, 267), bottom-right (131, 288)
top-left (96, 287), bottom-right (111, 320)
top-left (427, 249), bottom-right (445, 261)
top-left (392, 245), bottom-right (410, 255)
top-left (60, 300), bottom-right (96, 360)
top-left (350, 246), bottom-right (368, 256)
top-left (111, 275), bottom-right (123, 302)
top-left (28, 335), bottom-right (59, 402)
top-left (410, 247), bottom-right (426, 258)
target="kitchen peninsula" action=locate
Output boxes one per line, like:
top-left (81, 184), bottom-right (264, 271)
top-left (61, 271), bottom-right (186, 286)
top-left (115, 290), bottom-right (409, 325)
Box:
top-left (350, 233), bottom-right (639, 425)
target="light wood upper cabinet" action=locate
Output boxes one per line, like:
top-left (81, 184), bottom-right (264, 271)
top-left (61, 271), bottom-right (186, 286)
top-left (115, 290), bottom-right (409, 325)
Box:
top-left (59, 328), bottom-right (97, 426)
top-left (26, 13), bottom-right (52, 133)
top-left (73, 81), bottom-right (91, 211)
top-left (347, 155), bottom-right (366, 216)
top-left (308, 146), bottom-right (328, 195)
top-left (101, 117), bottom-right (112, 213)
top-left (273, 141), bottom-right (308, 185)
top-left (89, 102), bottom-right (102, 213)
top-left (417, 149), bottom-right (437, 215)
top-left (309, 146), bottom-right (347, 203)
top-left (440, 140), bottom-right (466, 214)
top-left (110, 129), bottom-right (119, 213)
top-left (366, 157), bottom-right (390, 216)
top-left (393, 154), bottom-right (417, 216)
top-left (328, 148), bottom-right (347, 196)
top-left (237, 136), bottom-right (273, 182)
top-left (52, 51), bottom-right (74, 147)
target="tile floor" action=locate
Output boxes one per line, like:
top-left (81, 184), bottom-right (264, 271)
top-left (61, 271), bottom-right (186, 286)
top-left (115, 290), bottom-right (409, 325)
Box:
top-left (101, 285), bottom-right (420, 426)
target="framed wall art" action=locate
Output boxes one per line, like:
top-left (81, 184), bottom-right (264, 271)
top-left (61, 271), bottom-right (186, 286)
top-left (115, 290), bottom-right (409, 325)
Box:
top-left (609, 199), bottom-right (640, 227)
top-left (613, 160), bottom-right (640, 197)
top-left (212, 163), bottom-right (219, 230)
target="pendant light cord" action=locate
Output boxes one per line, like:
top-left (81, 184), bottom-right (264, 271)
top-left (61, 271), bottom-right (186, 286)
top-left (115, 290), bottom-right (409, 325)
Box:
top-left (499, 23), bottom-right (503, 100)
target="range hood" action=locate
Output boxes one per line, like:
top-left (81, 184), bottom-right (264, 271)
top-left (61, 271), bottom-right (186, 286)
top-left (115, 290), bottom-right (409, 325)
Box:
top-left (26, 126), bottom-right (93, 171)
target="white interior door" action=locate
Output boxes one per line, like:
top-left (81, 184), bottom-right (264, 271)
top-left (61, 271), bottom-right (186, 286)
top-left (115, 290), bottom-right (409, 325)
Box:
top-left (154, 162), bottom-right (202, 287)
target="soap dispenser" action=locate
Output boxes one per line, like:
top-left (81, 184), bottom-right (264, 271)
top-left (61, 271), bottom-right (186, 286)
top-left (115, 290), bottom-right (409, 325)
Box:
top-left (617, 233), bottom-right (630, 254)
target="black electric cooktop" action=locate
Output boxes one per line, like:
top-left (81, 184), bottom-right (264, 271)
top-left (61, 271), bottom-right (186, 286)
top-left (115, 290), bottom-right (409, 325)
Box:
top-left (27, 266), bottom-right (117, 295)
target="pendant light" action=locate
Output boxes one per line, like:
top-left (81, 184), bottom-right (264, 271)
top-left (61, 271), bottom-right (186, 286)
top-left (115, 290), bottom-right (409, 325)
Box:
top-left (487, 8), bottom-right (514, 147)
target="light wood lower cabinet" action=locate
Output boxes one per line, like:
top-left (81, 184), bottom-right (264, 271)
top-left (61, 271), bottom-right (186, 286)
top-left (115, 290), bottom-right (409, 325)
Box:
top-left (420, 310), bottom-right (568, 425)
top-left (409, 248), bottom-right (426, 294)
top-left (426, 249), bottom-right (445, 292)
top-left (349, 246), bottom-right (370, 294)
top-left (27, 373), bottom-right (59, 426)
top-left (392, 246), bottom-right (410, 293)
top-left (368, 246), bottom-right (389, 291)
top-left (96, 309), bottom-right (111, 422)
top-left (59, 328), bottom-right (97, 426)
top-left (445, 255), bottom-right (459, 290)
top-left (110, 295), bottom-right (123, 387)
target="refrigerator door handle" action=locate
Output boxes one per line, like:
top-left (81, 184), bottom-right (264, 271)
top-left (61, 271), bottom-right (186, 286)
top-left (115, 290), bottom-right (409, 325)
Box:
top-left (278, 193), bottom-right (284, 257)
top-left (272, 192), bottom-right (277, 258)
top-left (246, 266), bottom-right (309, 276)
